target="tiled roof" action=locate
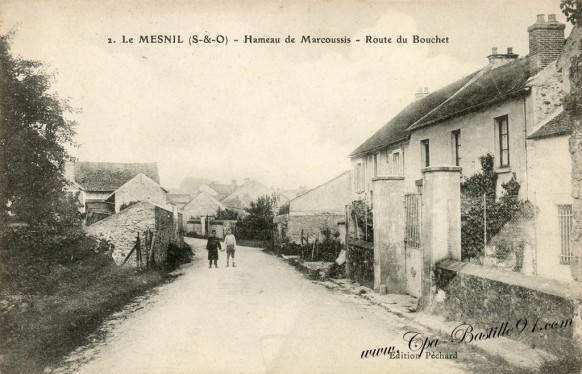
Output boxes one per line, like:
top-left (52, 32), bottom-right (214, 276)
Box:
top-left (208, 183), bottom-right (237, 196)
top-left (221, 180), bottom-right (274, 209)
top-left (69, 162), bottom-right (160, 191)
top-left (182, 191), bottom-right (226, 216)
top-left (528, 110), bottom-right (571, 139)
top-left (350, 57), bottom-right (534, 157)
top-left (167, 193), bottom-right (194, 205)
top-left (409, 57), bottom-right (531, 130)
top-left (349, 71), bottom-right (479, 157)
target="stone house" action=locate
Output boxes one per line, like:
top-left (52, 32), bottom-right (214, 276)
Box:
top-left (64, 161), bottom-right (162, 218)
top-left (275, 171), bottom-right (351, 244)
top-left (106, 173), bottom-right (168, 213)
top-left (350, 14), bottom-right (576, 282)
top-left (182, 191), bottom-right (226, 220)
top-left (198, 182), bottom-right (238, 200)
top-left (221, 179), bottom-right (288, 210)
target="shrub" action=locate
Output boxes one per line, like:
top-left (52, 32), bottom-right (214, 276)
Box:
top-left (316, 226), bottom-right (342, 262)
top-left (460, 154), bottom-right (534, 260)
top-left (278, 202), bottom-right (290, 215)
top-left (216, 208), bottom-right (238, 220)
top-left (166, 242), bottom-right (193, 270)
top-left (236, 195), bottom-right (275, 241)
top-left (350, 200), bottom-right (373, 242)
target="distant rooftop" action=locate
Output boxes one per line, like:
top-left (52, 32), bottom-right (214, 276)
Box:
top-left (65, 161), bottom-right (160, 191)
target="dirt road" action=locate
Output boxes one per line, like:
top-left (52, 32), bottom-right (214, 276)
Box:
top-left (55, 238), bottom-right (477, 374)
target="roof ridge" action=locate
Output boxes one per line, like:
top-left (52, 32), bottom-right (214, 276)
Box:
top-left (408, 66), bottom-right (489, 131)
top-left (105, 173), bottom-right (162, 200)
top-left (349, 68), bottom-right (482, 158)
top-left (183, 190), bottom-right (225, 210)
top-left (289, 171), bottom-right (350, 203)
top-left (408, 57), bottom-right (531, 130)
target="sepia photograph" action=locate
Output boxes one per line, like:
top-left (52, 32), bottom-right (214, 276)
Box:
top-left (1, 0), bottom-right (582, 373)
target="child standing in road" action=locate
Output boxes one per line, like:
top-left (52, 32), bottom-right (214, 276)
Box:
top-left (224, 230), bottom-right (237, 267)
top-left (206, 230), bottom-right (222, 268)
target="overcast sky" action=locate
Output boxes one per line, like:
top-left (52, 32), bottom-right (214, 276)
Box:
top-left (2, 0), bottom-right (570, 190)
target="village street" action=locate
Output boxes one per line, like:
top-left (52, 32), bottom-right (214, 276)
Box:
top-left (54, 239), bottom-right (496, 374)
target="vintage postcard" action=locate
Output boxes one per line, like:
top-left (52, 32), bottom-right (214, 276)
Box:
top-left (1, 0), bottom-right (581, 373)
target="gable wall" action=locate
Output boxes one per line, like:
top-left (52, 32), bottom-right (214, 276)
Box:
top-left (114, 175), bottom-right (167, 212)
top-left (291, 173), bottom-right (351, 215)
top-left (182, 194), bottom-right (224, 219)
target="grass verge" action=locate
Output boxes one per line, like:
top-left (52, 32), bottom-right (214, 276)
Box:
top-left (0, 231), bottom-right (181, 374)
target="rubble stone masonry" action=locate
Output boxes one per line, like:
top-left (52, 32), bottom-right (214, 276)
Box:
top-left (285, 214), bottom-right (345, 244)
top-left (435, 260), bottom-right (580, 357)
top-left (86, 201), bottom-right (156, 264)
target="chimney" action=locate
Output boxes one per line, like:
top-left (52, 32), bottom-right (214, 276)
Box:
top-left (528, 14), bottom-right (565, 75)
top-left (487, 46), bottom-right (518, 68)
top-left (414, 87), bottom-right (430, 100)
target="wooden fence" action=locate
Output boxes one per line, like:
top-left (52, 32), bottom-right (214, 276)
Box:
top-left (122, 229), bottom-right (158, 269)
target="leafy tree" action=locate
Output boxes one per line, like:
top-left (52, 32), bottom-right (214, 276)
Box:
top-left (278, 202), bottom-right (290, 215)
top-left (216, 207), bottom-right (238, 220)
top-left (351, 199), bottom-right (373, 242)
top-left (561, 0), bottom-right (581, 25)
top-left (0, 32), bottom-right (79, 228)
top-left (236, 195), bottom-right (275, 241)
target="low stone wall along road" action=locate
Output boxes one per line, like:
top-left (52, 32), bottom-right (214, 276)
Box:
top-left (55, 238), bottom-right (481, 374)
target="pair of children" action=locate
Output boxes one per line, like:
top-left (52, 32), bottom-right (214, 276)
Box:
top-left (206, 230), bottom-right (237, 268)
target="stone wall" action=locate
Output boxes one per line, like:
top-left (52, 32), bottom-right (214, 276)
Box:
top-left (85, 201), bottom-right (156, 264)
top-left (435, 260), bottom-right (581, 356)
top-left (209, 220), bottom-right (237, 239)
top-left (285, 214), bottom-right (345, 244)
top-left (186, 219), bottom-right (203, 236)
top-left (153, 206), bottom-right (177, 266)
top-left (85, 201), bottom-right (182, 268)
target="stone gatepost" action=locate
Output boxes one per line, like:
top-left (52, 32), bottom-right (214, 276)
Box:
top-left (372, 176), bottom-right (406, 294)
top-left (421, 166), bottom-right (462, 307)
top-left (200, 216), bottom-right (207, 236)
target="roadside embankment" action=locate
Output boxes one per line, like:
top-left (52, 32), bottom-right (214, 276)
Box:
top-left (0, 229), bottom-right (191, 374)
